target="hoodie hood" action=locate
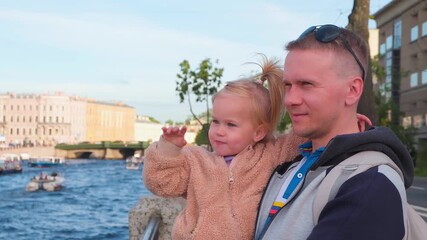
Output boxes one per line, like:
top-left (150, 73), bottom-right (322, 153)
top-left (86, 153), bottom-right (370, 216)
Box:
top-left (312, 126), bottom-right (414, 188)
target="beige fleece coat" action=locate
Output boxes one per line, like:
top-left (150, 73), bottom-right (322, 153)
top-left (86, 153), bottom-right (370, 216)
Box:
top-left (143, 132), bottom-right (304, 240)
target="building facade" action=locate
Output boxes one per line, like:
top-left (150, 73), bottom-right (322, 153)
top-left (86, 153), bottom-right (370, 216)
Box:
top-left (86, 100), bottom-right (135, 142)
top-left (0, 92), bottom-right (136, 146)
top-left (374, 0), bottom-right (427, 142)
top-left (0, 92), bottom-right (78, 146)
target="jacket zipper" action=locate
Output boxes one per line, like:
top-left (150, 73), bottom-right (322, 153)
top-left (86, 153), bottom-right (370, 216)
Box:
top-left (228, 168), bottom-right (242, 237)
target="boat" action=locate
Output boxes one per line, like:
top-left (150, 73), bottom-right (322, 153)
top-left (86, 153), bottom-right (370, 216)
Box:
top-left (126, 154), bottom-right (142, 170)
top-left (0, 154), bottom-right (23, 175)
top-left (26, 172), bottom-right (64, 192)
top-left (28, 156), bottom-right (66, 168)
top-left (19, 152), bottom-right (31, 160)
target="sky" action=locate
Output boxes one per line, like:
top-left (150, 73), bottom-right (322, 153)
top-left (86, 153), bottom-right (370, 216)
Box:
top-left (0, 0), bottom-right (391, 123)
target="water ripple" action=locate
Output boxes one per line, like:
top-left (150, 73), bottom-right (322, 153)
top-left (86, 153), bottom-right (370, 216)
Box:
top-left (0, 159), bottom-right (150, 239)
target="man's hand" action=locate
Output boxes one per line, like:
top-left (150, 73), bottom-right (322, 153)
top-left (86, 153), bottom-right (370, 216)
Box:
top-left (162, 126), bottom-right (188, 147)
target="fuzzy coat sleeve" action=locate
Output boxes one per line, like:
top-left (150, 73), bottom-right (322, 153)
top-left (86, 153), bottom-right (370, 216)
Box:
top-left (273, 130), bottom-right (307, 166)
top-left (142, 136), bottom-right (191, 198)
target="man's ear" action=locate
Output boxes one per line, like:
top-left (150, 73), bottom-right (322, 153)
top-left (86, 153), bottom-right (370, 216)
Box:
top-left (253, 125), bottom-right (268, 143)
top-left (345, 77), bottom-right (364, 106)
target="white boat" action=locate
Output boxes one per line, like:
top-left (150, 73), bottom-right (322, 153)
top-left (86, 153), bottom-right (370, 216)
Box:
top-left (19, 153), bottom-right (31, 160)
top-left (28, 156), bottom-right (65, 168)
top-left (26, 172), bottom-right (64, 192)
top-left (0, 154), bottom-right (22, 175)
top-left (126, 154), bottom-right (142, 170)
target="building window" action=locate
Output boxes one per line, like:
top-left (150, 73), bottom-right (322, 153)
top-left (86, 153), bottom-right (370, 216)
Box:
top-left (393, 20), bottom-right (402, 49)
top-left (422, 21), bottom-right (427, 37)
top-left (410, 25), bottom-right (418, 42)
top-left (410, 72), bottom-right (418, 87)
top-left (402, 116), bottom-right (412, 128)
top-left (413, 115), bottom-right (424, 128)
top-left (386, 35), bottom-right (393, 50)
top-left (379, 43), bottom-right (386, 55)
top-left (423, 70), bottom-right (427, 85)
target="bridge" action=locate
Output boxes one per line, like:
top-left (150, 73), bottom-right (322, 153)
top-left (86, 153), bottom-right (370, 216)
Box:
top-left (54, 141), bottom-right (150, 159)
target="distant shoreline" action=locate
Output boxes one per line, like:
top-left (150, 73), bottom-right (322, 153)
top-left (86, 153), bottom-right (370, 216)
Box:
top-left (0, 146), bottom-right (55, 157)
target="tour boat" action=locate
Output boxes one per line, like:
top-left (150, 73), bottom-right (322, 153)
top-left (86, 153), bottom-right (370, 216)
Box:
top-left (126, 154), bottom-right (142, 170)
top-left (28, 156), bottom-right (66, 168)
top-left (26, 172), bottom-right (64, 192)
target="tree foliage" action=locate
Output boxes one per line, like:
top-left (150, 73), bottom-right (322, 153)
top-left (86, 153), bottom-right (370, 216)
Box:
top-left (372, 55), bottom-right (417, 161)
top-left (175, 58), bottom-right (224, 126)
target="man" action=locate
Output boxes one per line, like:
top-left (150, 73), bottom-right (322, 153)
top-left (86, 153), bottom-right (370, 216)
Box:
top-left (254, 24), bottom-right (414, 239)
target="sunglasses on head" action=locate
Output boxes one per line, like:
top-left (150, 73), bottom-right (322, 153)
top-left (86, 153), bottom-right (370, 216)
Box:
top-left (298, 24), bottom-right (365, 81)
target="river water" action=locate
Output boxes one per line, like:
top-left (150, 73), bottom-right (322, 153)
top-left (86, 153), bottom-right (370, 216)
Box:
top-left (0, 159), bottom-right (151, 240)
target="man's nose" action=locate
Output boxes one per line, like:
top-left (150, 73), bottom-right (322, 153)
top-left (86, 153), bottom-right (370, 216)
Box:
top-left (284, 87), bottom-right (302, 107)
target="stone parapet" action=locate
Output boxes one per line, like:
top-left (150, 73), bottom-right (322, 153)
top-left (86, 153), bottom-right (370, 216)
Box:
top-left (129, 196), bottom-right (185, 240)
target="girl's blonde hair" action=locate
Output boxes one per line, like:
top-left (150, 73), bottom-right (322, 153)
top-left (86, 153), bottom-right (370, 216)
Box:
top-left (212, 56), bottom-right (285, 142)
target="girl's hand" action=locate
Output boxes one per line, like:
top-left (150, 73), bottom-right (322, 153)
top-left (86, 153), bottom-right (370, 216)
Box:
top-left (356, 114), bottom-right (373, 132)
top-left (162, 126), bottom-right (187, 147)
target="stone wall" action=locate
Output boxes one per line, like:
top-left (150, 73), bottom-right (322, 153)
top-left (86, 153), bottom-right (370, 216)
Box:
top-left (129, 196), bottom-right (185, 240)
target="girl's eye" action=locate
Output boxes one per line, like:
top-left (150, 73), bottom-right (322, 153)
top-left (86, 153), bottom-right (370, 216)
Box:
top-left (227, 122), bottom-right (237, 127)
top-left (212, 119), bottom-right (219, 124)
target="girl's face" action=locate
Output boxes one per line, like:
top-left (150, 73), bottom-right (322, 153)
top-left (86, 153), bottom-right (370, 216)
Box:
top-left (209, 93), bottom-right (266, 157)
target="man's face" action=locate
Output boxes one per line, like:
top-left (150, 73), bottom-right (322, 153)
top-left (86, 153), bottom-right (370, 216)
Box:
top-left (283, 49), bottom-right (349, 145)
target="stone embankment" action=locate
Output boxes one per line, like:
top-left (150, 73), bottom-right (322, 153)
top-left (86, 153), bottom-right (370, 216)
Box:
top-left (129, 196), bottom-right (184, 240)
top-left (0, 146), bottom-right (55, 157)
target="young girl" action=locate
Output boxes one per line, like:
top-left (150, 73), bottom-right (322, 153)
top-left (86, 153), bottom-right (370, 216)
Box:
top-left (143, 57), bottom-right (304, 240)
top-left (143, 58), bottom-right (370, 239)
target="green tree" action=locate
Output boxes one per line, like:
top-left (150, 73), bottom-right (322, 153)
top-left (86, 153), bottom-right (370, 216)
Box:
top-left (372, 55), bottom-right (417, 161)
top-left (165, 119), bottom-right (174, 125)
top-left (175, 58), bottom-right (224, 126)
top-left (176, 58), bottom-right (223, 146)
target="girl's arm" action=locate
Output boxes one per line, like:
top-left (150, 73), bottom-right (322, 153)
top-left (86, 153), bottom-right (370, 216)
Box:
top-left (142, 127), bottom-right (190, 198)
